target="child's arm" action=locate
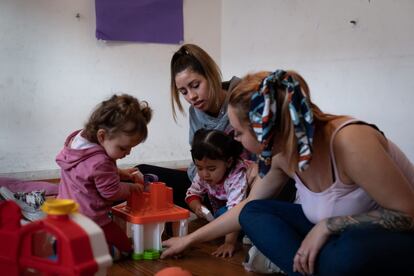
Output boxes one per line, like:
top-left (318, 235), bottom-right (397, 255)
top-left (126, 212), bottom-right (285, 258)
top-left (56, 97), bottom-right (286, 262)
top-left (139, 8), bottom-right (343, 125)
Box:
top-left (185, 174), bottom-right (208, 218)
top-left (94, 161), bottom-right (143, 201)
top-left (211, 231), bottom-right (239, 258)
top-left (209, 167), bottom-right (248, 257)
top-left (107, 182), bottom-right (144, 201)
top-left (118, 167), bottom-right (144, 183)
top-left (187, 198), bottom-right (205, 218)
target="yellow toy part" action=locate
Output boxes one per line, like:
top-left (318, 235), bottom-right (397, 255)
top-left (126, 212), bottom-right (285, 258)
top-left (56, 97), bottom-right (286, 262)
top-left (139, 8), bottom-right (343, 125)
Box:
top-left (41, 199), bottom-right (78, 215)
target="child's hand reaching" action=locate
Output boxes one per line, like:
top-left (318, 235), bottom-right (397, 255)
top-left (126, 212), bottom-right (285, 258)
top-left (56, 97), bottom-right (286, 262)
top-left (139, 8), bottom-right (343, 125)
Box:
top-left (126, 182), bottom-right (144, 195)
top-left (118, 168), bottom-right (144, 197)
top-left (119, 167), bottom-right (144, 184)
top-left (212, 242), bottom-right (237, 258)
top-left (111, 181), bottom-right (144, 201)
top-left (188, 200), bottom-right (205, 218)
top-left (212, 231), bottom-right (239, 258)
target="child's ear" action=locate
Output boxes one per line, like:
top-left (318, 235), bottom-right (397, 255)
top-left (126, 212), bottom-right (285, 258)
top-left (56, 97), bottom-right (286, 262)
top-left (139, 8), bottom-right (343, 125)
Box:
top-left (226, 157), bottom-right (233, 168)
top-left (96, 129), bottom-right (106, 144)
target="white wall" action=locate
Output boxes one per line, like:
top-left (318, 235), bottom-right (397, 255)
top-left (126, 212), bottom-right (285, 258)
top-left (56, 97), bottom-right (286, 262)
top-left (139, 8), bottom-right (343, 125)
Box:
top-left (1, 0), bottom-right (413, 179)
top-left (221, 0), bottom-right (414, 161)
top-left (0, 0), bottom-right (221, 179)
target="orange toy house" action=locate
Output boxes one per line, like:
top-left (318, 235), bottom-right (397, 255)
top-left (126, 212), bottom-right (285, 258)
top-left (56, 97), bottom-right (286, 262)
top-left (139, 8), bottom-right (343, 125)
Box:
top-left (0, 199), bottom-right (112, 276)
top-left (112, 182), bottom-right (190, 260)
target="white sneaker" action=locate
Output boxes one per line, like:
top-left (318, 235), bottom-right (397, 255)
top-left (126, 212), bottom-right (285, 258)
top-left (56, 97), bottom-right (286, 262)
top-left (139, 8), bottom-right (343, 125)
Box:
top-left (242, 235), bottom-right (252, 245)
top-left (243, 245), bottom-right (285, 274)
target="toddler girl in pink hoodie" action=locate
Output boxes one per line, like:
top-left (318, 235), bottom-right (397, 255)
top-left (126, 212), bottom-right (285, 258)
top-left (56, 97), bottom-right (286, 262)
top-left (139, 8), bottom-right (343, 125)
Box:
top-left (56, 94), bottom-right (152, 258)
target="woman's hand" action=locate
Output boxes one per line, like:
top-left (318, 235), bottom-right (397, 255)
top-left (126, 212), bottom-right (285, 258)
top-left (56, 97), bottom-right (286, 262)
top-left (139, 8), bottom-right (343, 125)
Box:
top-left (293, 219), bottom-right (331, 275)
top-left (161, 236), bottom-right (192, 259)
top-left (119, 167), bottom-right (144, 183)
top-left (211, 242), bottom-right (238, 258)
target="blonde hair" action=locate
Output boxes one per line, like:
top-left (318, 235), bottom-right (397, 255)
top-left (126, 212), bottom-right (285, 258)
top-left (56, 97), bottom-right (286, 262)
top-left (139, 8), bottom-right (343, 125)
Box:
top-left (170, 44), bottom-right (223, 120)
top-left (228, 71), bottom-right (338, 174)
top-left (83, 94), bottom-right (152, 143)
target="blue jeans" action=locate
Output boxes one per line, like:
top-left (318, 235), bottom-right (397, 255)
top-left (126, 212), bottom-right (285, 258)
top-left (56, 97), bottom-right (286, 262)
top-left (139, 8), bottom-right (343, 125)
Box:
top-left (239, 199), bottom-right (414, 276)
top-left (214, 206), bottom-right (228, 218)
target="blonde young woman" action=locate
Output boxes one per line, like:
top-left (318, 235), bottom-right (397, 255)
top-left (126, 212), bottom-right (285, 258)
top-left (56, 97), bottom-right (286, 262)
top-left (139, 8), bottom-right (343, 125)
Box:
top-left (161, 70), bottom-right (414, 275)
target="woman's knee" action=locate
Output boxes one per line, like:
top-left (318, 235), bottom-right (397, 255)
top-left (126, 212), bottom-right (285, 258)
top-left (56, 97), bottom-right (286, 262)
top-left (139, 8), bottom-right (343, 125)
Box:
top-left (318, 228), bottom-right (414, 275)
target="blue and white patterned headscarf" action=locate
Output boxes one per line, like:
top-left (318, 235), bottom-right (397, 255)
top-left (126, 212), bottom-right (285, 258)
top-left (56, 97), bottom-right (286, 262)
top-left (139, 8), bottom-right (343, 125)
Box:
top-left (249, 70), bottom-right (314, 177)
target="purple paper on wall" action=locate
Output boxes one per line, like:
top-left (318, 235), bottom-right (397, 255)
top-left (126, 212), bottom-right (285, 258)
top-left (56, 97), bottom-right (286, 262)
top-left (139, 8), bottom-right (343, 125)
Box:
top-left (95, 0), bottom-right (183, 44)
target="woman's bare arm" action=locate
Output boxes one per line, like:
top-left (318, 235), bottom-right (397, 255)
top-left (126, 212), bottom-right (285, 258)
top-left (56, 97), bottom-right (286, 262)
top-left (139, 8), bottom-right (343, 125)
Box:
top-left (186, 165), bottom-right (287, 244)
top-left (327, 209), bottom-right (414, 234)
top-left (329, 124), bottom-right (414, 233)
top-left (293, 124), bottom-right (414, 275)
top-left (161, 160), bottom-right (289, 258)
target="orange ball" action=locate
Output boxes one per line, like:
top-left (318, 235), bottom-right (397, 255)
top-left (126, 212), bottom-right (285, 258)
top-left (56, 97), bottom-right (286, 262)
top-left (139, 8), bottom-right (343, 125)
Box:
top-left (155, 267), bottom-right (192, 276)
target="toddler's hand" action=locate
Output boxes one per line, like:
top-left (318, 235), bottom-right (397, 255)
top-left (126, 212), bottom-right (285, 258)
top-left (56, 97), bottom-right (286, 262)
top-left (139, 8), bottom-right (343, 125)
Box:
top-left (211, 242), bottom-right (238, 258)
top-left (200, 206), bottom-right (214, 222)
top-left (119, 167), bottom-right (144, 183)
top-left (194, 205), bottom-right (205, 219)
top-left (188, 200), bottom-right (204, 218)
top-left (128, 182), bottom-right (144, 194)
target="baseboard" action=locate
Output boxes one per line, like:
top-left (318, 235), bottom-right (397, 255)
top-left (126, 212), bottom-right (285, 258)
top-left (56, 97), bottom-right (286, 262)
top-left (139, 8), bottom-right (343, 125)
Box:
top-left (0, 169), bottom-right (61, 181)
top-left (0, 159), bottom-right (192, 181)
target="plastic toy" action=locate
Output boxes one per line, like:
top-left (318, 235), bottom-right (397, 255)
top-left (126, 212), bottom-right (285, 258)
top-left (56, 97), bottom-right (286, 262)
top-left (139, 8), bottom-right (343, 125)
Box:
top-left (0, 199), bottom-right (112, 276)
top-left (155, 266), bottom-right (193, 276)
top-left (112, 182), bottom-right (190, 260)
top-left (243, 245), bottom-right (283, 274)
top-left (201, 205), bottom-right (214, 222)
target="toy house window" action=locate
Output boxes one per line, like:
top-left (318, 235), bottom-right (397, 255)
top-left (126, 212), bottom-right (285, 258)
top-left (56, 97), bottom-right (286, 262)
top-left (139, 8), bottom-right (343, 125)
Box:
top-left (31, 230), bottom-right (58, 262)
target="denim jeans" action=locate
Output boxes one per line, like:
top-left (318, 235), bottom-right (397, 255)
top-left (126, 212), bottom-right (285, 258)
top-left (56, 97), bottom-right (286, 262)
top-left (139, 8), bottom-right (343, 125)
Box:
top-left (239, 199), bottom-right (414, 275)
top-left (214, 206), bottom-right (228, 218)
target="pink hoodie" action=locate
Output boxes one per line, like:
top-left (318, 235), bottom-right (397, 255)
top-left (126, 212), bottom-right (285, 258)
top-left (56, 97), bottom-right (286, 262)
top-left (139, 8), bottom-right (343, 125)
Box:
top-left (56, 130), bottom-right (129, 226)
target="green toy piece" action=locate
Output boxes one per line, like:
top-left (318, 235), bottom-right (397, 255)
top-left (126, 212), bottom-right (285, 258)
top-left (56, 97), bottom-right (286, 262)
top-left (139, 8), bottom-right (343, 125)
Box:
top-left (132, 249), bottom-right (160, 260)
